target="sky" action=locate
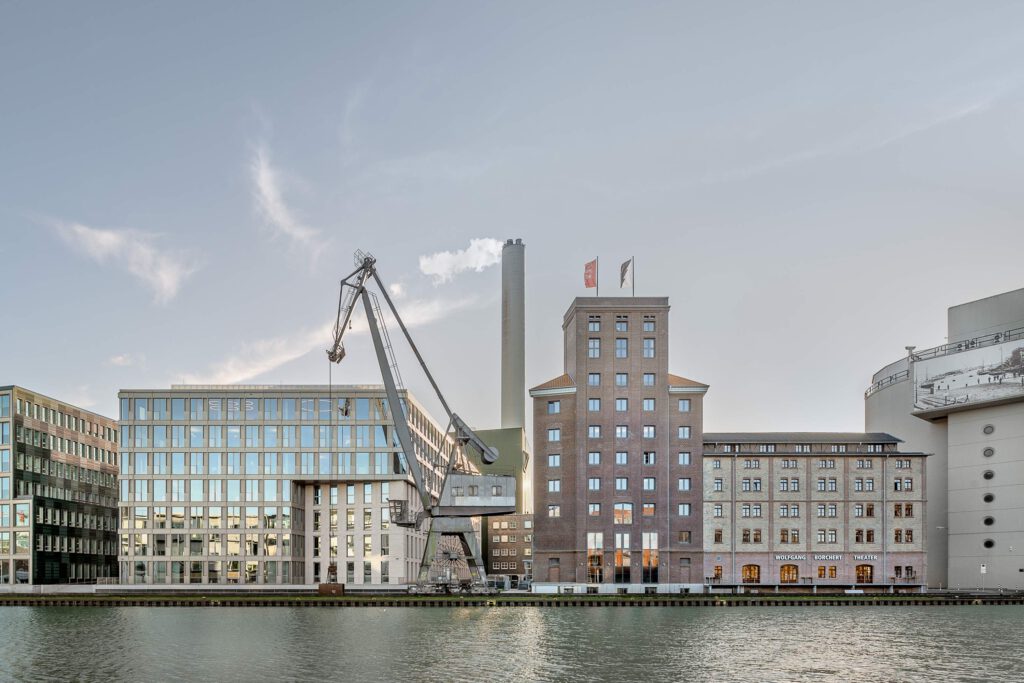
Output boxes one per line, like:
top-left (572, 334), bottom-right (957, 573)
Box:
top-left (2, 1), bottom-right (1024, 435)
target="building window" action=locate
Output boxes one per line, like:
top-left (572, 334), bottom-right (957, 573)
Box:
top-left (588, 451), bottom-right (601, 465)
top-left (678, 426), bottom-right (691, 439)
top-left (678, 452), bottom-right (691, 466)
top-left (616, 373), bottom-right (628, 387)
top-left (547, 505), bottom-right (560, 518)
top-left (643, 398), bottom-right (655, 412)
top-left (615, 478), bottom-right (628, 491)
top-left (588, 373), bottom-right (601, 386)
top-left (678, 503), bottom-right (691, 516)
top-left (712, 459), bottom-right (721, 469)
top-left (677, 477), bottom-right (691, 491)
top-left (615, 317), bottom-right (628, 332)
top-left (831, 444), bottom-right (847, 453)
top-left (547, 401), bottom-right (561, 414)
top-left (614, 503), bottom-right (633, 524)
top-left (642, 503), bottom-right (656, 517)
top-left (616, 451), bottom-right (627, 465)
top-left (615, 338), bottom-right (628, 358)
top-left (589, 425), bottom-right (602, 438)
top-left (547, 428), bottom-right (560, 442)
top-left (643, 373), bottom-right (655, 387)
top-left (643, 425), bottom-right (655, 438)
top-left (588, 398), bottom-right (601, 412)
top-left (714, 529), bottom-right (723, 543)
top-left (548, 454), bottom-right (560, 467)
top-left (589, 503), bottom-right (601, 516)
top-left (616, 425), bottom-right (628, 439)
top-left (643, 338), bottom-right (655, 358)
top-left (588, 338), bottom-right (601, 358)
top-left (677, 399), bottom-right (690, 413)
top-left (713, 504), bottom-right (722, 517)
top-left (588, 316), bottom-right (601, 332)
top-left (643, 451), bottom-right (656, 465)
top-left (588, 477), bottom-right (601, 491)
top-left (642, 477), bottom-right (656, 491)
top-left (758, 444), bottom-right (776, 453)
top-left (713, 478), bottom-right (723, 492)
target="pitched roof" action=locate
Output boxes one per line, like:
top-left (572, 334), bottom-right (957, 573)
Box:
top-left (703, 432), bottom-right (901, 444)
top-left (668, 374), bottom-right (709, 388)
top-left (530, 374), bottom-right (575, 392)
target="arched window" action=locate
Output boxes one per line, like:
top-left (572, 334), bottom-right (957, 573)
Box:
top-left (741, 564), bottom-right (760, 583)
top-left (780, 564), bottom-right (799, 584)
top-left (856, 564), bottom-right (873, 584)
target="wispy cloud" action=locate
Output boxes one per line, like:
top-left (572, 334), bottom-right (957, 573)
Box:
top-left (179, 294), bottom-right (478, 385)
top-left (107, 353), bottom-right (143, 368)
top-left (250, 144), bottom-right (323, 257)
top-left (419, 238), bottom-right (503, 284)
top-left (52, 221), bottom-right (197, 304)
top-left (699, 89), bottom-right (1011, 186)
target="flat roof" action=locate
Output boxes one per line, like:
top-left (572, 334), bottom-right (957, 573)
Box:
top-left (703, 432), bottom-right (901, 444)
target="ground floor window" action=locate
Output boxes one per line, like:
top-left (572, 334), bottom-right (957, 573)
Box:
top-left (856, 564), bottom-right (874, 583)
top-left (741, 564), bottom-right (760, 583)
top-left (817, 565), bottom-right (837, 579)
top-left (780, 564), bottom-right (799, 583)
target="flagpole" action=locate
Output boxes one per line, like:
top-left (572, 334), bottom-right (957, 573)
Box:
top-left (632, 255), bottom-right (635, 296)
top-left (596, 257), bottom-right (599, 297)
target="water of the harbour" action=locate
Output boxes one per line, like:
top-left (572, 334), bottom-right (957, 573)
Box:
top-left (0, 605), bottom-right (1020, 682)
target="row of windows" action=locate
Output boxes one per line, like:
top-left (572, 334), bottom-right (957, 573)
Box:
top-left (548, 398), bottom-right (691, 414)
top-left (11, 452), bottom-right (115, 489)
top-left (121, 397), bottom-right (393, 423)
top-left (122, 506), bottom-right (298, 531)
top-left (122, 451), bottom-right (406, 478)
top-left (311, 508), bottom-right (391, 532)
top-left (9, 476), bottom-right (117, 509)
top-left (35, 534), bottom-right (115, 556)
top-left (584, 502), bottom-right (693, 521)
top-left (15, 426), bottom-right (115, 465)
top-left (547, 426), bottom-right (692, 441)
top-left (715, 457), bottom-right (897, 470)
top-left (711, 477), bottom-right (914, 492)
top-left (586, 315), bottom-right (656, 333)
top-left (586, 338), bottom-right (657, 359)
top-left (122, 479), bottom-right (393, 505)
top-left (712, 528), bottom-right (916, 544)
top-left (491, 547), bottom-right (531, 557)
top-left (549, 451), bottom-right (692, 467)
top-left (491, 534), bottom-right (533, 543)
top-left (122, 424), bottom-right (398, 450)
top-left (586, 373), bottom-right (658, 388)
top-left (549, 477), bottom-right (693, 492)
top-left (123, 532), bottom-right (306, 557)
top-left (490, 519), bottom-right (533, 530)
top-left (311, 534), bottom-right (390, 559)
top-left (717, 444), bottom-right (889, 454)
top-left (13, 397), bottom-right (116, 443)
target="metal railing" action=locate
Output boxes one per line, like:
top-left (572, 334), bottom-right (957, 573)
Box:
top-left (865, 324), bottom-right (1024, 398)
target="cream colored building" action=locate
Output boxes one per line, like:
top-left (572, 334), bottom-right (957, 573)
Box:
top-left (703, 433), bottom-right (927, 590)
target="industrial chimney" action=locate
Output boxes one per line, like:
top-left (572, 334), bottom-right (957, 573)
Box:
top-left (501, 239), bottom-right (526, 429)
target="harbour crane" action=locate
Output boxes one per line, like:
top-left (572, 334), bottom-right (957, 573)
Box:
top-left (327, 250), bottom-right (516, 591)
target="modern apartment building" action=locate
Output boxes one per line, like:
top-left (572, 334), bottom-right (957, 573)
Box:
top-left (484, 513), bottom-right (534, 585)
top-left (866, 286), bottom-right (1024, 589)
top-left (116, 385), bottom-right (459, 587)
top-left (0, 385), bottom-right (119, 585)
top-left (530, 297), bottom-right (708, 592)
top-left (703, 433), bottom-right (927, 591)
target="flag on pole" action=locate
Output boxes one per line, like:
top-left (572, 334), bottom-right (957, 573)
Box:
top-left (620, 258), bottom-right (633, 289)
top-left (584, 258), bottom-right (597, 289)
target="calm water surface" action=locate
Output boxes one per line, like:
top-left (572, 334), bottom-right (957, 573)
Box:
top-left (0, 605), bottom-right (1020, 682)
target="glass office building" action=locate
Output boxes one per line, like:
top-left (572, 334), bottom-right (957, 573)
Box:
top-left (117, 385), bottom-right (455, 587)
top-left (0, 385), bottom-right (119, 585)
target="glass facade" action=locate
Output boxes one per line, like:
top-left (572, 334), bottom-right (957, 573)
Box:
top-left (0, 387), bottom-right (119, 585)
top-left (117, 386), bottom-right (454, 586)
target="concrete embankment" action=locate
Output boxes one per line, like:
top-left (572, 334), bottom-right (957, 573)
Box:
top-left (1, 594), bottom-right (1022, 608)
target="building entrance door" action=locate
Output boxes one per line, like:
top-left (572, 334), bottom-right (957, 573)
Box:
top-left (856, 564), bottom-right (874, 583)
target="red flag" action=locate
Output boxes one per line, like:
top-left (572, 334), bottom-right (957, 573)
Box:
top-left (584, 259), bottom-right (597, 288)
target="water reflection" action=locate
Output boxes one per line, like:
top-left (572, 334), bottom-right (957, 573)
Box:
top-left (0, 606), bottom-right (1021, 682)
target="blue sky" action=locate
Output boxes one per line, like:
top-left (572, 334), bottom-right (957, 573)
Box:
top-left (2, 1), bottom-right (1024, 433)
